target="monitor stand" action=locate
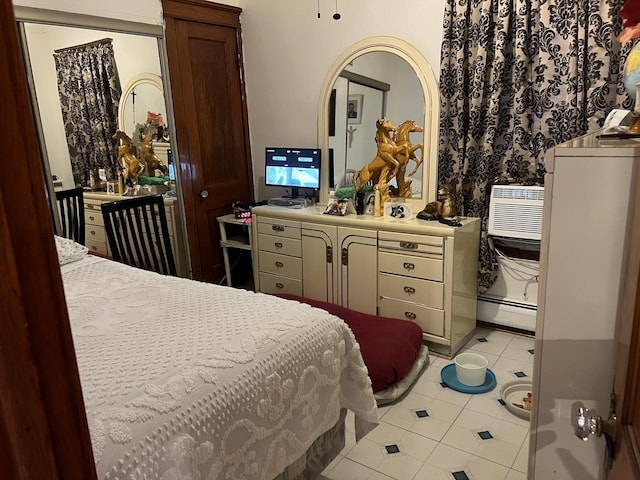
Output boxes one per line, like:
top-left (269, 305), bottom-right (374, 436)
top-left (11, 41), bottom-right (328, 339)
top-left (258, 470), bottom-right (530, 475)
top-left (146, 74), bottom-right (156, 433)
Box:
top-left (282, 187), bottom-right (300, 199)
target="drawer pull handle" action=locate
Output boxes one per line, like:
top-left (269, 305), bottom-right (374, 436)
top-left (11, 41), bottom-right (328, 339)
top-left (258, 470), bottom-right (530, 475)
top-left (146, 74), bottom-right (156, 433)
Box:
top-left (274, 242), bottom-right (283, 249)
top-left (272, 225), bottom-right (285, 232)
top-left (405, 312), bottom-right (417, 320)
top-left (275, 282), bottom-right (284, 289)
top-left (90, 230), bottom-right (96, 235)
top-left (400, 241), bottom-right (418, 249)
top-left (275, 261), bottom-right (284, 268)
top-left (403, 262), bottom-right (415, 270)
top-left (91, 246), bottom-right (97, 251)
top-left (404, 286), bottom-right (416, 294)
top-left (89, 215), bottom-right (95, 221)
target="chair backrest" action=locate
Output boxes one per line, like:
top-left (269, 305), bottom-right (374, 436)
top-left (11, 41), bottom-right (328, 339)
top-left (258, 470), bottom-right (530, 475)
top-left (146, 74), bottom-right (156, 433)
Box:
top-left (55, 187), bottom-right (85, 245)
top-left (101, 195), bottom-right (177, 276)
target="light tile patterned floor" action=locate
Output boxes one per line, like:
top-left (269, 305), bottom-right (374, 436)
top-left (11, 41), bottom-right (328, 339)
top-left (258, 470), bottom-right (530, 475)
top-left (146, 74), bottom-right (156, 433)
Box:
top-left (320, 327), bottom-right (534, 480)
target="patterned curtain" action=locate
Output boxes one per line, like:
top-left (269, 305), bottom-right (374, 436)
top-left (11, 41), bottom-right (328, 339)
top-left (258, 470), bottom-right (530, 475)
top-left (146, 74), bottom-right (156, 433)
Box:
top-left (54, 38), bottom-right (122, 186)
top-left (438, 0), bottom-right (631, 292)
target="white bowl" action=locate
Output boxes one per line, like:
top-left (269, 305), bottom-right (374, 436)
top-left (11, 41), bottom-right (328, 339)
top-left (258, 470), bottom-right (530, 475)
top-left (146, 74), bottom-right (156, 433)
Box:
top-left (454, 352), bottom-right (488, 386)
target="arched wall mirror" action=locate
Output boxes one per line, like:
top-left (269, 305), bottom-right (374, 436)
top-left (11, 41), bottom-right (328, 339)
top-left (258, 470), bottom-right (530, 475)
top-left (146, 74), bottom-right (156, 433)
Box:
top-left (318, 36), bottom-right (439, 210)
top-left (118, 72), bottom-right (168, 145)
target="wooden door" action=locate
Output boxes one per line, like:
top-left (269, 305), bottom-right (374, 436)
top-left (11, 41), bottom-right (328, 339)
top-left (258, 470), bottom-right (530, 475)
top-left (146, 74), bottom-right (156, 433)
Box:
top-left (1, 2), bottom-right (96, 477)
top-left (163, 0), bottom-right (254, 282)
top-left (608, 159), bottom-right (640, 479)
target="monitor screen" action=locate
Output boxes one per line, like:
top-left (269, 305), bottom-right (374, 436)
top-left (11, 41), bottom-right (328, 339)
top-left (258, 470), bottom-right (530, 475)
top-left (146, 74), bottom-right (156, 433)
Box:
top-left (265, 147), bottom-right (321, 196)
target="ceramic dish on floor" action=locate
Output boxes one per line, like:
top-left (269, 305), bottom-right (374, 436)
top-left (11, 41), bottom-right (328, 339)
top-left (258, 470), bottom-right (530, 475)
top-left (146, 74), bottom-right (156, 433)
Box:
top-left (501, 380), bottom-right (533, 420)
top-left (440, 363), bottom-right (497, 394)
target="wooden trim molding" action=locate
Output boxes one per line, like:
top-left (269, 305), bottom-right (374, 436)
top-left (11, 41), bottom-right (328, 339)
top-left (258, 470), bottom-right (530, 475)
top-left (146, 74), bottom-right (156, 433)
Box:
top-left (1, 2), bottom-right (96, 478)
top-left (161, 0), bottom-right (241, 26)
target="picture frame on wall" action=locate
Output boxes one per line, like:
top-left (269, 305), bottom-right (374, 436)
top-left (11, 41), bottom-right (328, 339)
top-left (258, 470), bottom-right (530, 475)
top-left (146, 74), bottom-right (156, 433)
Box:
top-left (347, 94), bottom-right (363, 124)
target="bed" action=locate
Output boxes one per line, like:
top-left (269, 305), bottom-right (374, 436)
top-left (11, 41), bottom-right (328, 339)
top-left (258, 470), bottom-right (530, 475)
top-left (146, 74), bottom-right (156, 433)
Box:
top-left (55, 237), bottom-right (378, 479)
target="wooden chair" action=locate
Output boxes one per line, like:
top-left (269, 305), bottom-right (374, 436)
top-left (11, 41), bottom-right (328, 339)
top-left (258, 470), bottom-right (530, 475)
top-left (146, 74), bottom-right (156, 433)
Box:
top-left (55, 187), bottom-right (85, 245)
top-left (101, 195), bottom-right (177, 276)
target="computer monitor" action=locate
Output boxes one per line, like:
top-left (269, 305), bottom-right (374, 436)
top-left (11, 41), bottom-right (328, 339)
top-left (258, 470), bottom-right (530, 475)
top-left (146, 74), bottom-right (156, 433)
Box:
top-left (265, 147), bottom-right (321, 198)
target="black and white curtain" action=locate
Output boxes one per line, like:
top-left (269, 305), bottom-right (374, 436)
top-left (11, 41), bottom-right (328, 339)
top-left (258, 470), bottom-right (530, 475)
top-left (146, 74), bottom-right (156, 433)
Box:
top-left (54, 38), bottom-right (122, 186)
top-left (438, 0), bottom-right (631, 292)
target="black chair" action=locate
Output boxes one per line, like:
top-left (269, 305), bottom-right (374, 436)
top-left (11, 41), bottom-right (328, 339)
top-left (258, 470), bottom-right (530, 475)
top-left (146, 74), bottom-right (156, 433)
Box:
top-left (101, 195), bottom-right (177, 276)
top-left (55, 187), bottom-right (85, 245)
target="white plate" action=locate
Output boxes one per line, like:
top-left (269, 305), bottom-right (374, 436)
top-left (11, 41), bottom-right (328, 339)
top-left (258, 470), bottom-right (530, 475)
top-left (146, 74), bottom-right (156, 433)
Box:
top-left (500, 380), bottom-right (533, 420)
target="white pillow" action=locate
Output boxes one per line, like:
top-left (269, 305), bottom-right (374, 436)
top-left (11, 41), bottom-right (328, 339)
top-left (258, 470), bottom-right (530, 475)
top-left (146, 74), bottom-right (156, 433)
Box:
top-left (54, 235), bottom-right (89, 265)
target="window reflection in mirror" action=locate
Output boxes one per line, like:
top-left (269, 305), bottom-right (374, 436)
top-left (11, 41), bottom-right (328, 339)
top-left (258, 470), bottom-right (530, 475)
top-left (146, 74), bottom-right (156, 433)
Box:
top-left (330, 51), bottom-right (424, 196)
top-left (22, 22), bottom-right (165, 189)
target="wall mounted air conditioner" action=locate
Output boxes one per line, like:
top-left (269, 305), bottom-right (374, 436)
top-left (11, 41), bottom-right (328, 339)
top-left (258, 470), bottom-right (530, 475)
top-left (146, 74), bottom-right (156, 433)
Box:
top-left (488, 185), bottom-right (544, 240)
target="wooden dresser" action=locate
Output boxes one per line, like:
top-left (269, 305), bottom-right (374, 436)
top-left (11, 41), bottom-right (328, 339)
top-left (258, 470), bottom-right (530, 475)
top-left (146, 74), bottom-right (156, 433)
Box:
top-left (252, 205), bottom-right (481, 357)
top-left (83, 192), bottom-right (187, 277)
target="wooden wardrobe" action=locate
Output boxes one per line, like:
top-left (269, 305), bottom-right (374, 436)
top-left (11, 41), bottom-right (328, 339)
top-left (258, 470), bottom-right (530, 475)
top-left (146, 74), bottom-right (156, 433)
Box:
top-left (163, 0), bottom-right (254, 283)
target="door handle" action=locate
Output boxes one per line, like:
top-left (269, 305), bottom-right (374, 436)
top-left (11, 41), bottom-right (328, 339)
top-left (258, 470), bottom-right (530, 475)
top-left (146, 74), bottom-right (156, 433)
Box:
top-left (573, 403), bottom-right (617, 441)
top-left (200, 190), bottom-right (209, 198)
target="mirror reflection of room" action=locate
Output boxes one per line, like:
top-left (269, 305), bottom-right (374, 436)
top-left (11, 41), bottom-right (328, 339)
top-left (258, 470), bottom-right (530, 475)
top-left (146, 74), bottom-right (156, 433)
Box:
top-left (330, 51), bottom-right (424, 198)
top-left (23, 22), bottom-right (171, 193)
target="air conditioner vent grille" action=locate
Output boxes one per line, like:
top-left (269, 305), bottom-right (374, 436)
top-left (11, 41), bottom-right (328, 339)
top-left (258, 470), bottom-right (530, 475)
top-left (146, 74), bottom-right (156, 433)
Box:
top-left (488, 185), bottom-right (544, 240)
top-left (493, 186), bottom-right (544, 201)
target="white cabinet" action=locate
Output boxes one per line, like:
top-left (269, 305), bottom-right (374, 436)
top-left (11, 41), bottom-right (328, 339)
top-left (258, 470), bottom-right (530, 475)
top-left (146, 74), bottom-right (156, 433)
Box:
top-left (254, 216), bottom-right (303, 296)
top-left (530, 132), bottom-right (640, 479)
top-left (337, 227), bottom-right (378, 315)
top-left (301, 222), bottom-right (337, 303)
top-left (252, 205), bottom-right (481, 357)
top-left (83, 192), bottom-right (187, 277)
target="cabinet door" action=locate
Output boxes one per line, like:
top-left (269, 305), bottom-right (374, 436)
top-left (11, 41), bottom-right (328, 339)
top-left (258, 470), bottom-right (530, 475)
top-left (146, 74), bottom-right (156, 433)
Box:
top-left (302, 223), bottom-right (337, 303)
top-left (338, 227), bottom-right (377, 314)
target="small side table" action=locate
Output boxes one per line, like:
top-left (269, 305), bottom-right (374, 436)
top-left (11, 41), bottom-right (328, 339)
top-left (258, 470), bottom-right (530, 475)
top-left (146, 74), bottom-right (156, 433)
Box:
top-left (217, 214), bottom-right (253, 287)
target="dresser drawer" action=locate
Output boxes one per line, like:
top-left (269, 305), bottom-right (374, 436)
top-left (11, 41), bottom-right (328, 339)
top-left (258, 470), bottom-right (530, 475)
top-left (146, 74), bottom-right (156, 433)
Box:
top-left (86, 224), bottom-right (107, 243)
top-left (258, 233), bottom-right (302, 257)
top-left (257, 218), bottom-right (301, 239)
top-left (85, 209), bottom-right (103, 225)
top-left (258, 251), bottom-right (302, 279)
top-left (259, 272), bottom-right (302, 296)
top-left (378, 251), bottom-right (443, 281)
top-left (379, 297), bottom-right (445, 337)
top-left (378, 231), bottom-right (444, 256)
top-left (86, 240), bottom-right (108, 256)
top-left (378, 273), bottom-right (444, 309)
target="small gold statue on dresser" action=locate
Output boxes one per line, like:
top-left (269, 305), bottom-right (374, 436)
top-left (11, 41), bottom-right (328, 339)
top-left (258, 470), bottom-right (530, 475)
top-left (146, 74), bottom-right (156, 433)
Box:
top-left (113, 130), bottom-right (145, 186)
top-left (417, 181), bottom-right (462, 226)
top-left (139, 132), bottom-right (169, 177)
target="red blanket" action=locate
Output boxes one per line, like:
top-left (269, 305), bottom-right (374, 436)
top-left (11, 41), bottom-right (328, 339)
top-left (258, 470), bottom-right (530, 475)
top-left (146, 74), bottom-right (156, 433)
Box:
top-left (277, 294), bottom-right (423, 392)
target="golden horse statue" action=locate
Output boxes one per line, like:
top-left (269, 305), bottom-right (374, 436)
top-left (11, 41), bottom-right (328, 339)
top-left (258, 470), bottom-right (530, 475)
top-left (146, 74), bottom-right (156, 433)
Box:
top-left (113, 130), bottom-right (145, 184)
top-left (392, 120), bottom-right (424, 198)
top-left (139, 132), bottom-right (169, 177)
top-left (352, 118), bottom-right (409, 194)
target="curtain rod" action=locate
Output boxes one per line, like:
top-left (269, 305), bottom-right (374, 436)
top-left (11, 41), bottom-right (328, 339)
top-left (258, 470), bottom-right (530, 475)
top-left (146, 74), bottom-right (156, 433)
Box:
top-left (54, 37), bottom-right (113, 53)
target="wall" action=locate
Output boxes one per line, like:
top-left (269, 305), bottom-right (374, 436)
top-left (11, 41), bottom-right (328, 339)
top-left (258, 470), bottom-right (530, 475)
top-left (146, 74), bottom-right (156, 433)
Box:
top-left (238, 0), bottom-right (446, 199)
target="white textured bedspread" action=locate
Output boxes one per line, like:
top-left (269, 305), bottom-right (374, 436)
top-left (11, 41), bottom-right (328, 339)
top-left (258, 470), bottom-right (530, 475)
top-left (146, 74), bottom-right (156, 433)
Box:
top-left (61, 257), bottom-right (378, 479)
